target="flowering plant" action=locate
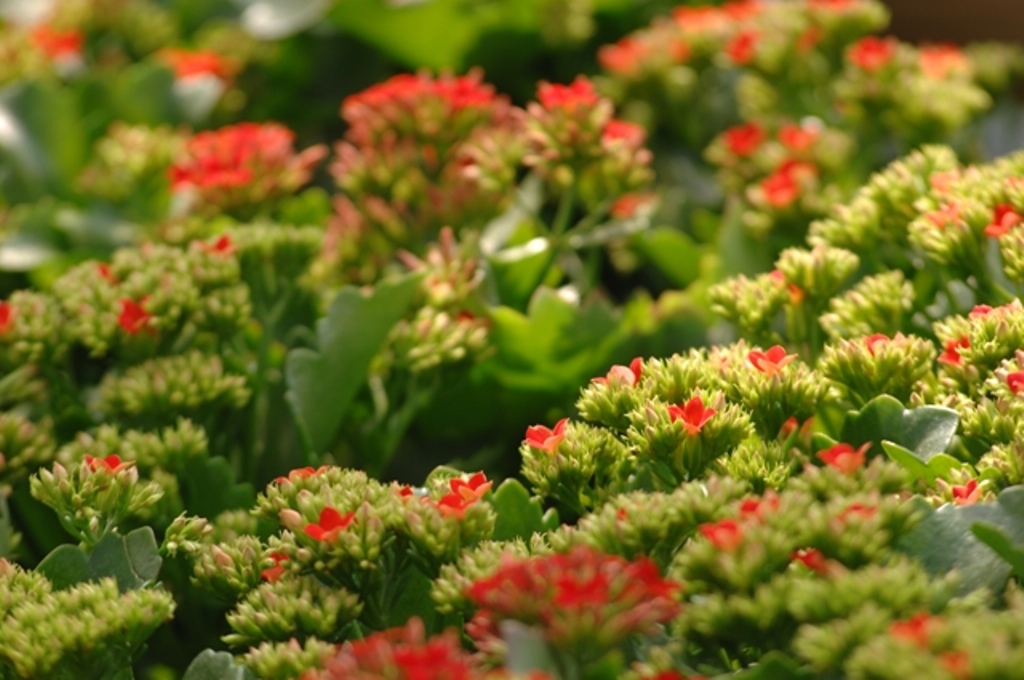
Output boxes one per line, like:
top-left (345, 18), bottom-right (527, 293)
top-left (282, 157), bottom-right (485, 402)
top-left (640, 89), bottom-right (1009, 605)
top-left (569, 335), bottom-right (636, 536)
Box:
top-left (1, 0), bottom-right (1024, 679)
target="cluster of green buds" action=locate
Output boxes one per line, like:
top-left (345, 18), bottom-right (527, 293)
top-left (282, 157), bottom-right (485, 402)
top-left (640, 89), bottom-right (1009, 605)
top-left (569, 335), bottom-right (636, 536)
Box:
top-left (523, 346), bottom-right (832, 514)
top-left (524, 76), bottom-right (653, 211)
top-left (30, 455), bottom-right (163, 547)
top-left (388, 228), bottom-right (489, 373)
top-left (76, 122), bottom-right (186, 209)
top-left (162, 465), bottom-right (499, 678)
top-left (0, 560), bottom-right (174, 679)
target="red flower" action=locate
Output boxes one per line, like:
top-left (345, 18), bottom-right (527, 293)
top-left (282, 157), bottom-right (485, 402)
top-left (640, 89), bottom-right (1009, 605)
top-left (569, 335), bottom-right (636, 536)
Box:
top-left (760, 160), bottom-right (816, 208)
top-left (273, 466), bottom-right (327, 484)
top-left (970, 304), bottom-right (994, 317)
top-left (0, 302), bottom-right (13, 335)
top-left (524, 418), bottom-right (569, 453)
top-left (930, 170), bottom-right (959, 195)
top-left (610, 193), bottom-right (657, 220)
top-left (304, 507), bottom-right (356, 542)
top-left (316, 618), bottom-right (475, 679)
top-left (96, 263), bottom-right (116, 284)
top-left (673, 6), bottom-right (731, 33)
top-left (951, 479), bottom-right (982, 506)
top-left (848, 36), bottom-right (897, 71)
top-left (778, 124), bottom-right (818, 153)
top-left (598, 37), bottom-right (652, 75)
top-left (725, 30), bottom-right (758, 65)
top-left (809, 0), bottom-right (853, 9)
top-left (984, 204), bottom-right (1023, 238)
top-left (433, 494), bottom-right (470, 519)
top-left (889, 612), bottom-right (935, 648)
top-left (699, 519), bottom-right (744, 551)
top-left (536, 76), bottom-right (600, 110)
top-left (449, 472), bottom-right (492, 501)
top-left (769, 269), bottom-right (805, 304)
top-left (30, 25), bottom-right (83, 60)
top-left (791, 548), bottom-right (830, 575)
top-left (817, 442), bottom-right (870, 474)
top-left (199, 235), bottom-right (235, 257)
top-left (464, 546), bottom-right (681, 649)
top-left (723, 122), bottom-right (764, 157)
top-left (797, 26), bottom-right (823, 53)
top-left (84, 454), bottom-right (134, 474)
top-left (939, 650), bottom-right (971, 680)
top-left (748, 345), bottom-right (797, 377)
top-left (118, 298), bottom-right (154, 335)
top-left (1008, 371), bottom-right (1024, 395)
top-left (169, 123), bottom-right (326, 204)
top-left (738, 493), bottom-right (779, 521)
top-left (864, 333), bottom-right (890, 356)
top-left (261, 552), bottom-right (289, 583)
top-left (925, 202), bottom-right (962, 229)
top-left (938, 336), bottom-right (969, 366)
top-left (919, 44), bottom-right (968, 80)
top-left (158, 48), bottom-right (235, 79)
top-left (839, 502), bottom-right (877, 522)
top-left (668, 396), bottom-right (716, 436)
top-left (603, 119), bottom-right (646, 146)
top-left (592, 357), bottom-right (643, 387)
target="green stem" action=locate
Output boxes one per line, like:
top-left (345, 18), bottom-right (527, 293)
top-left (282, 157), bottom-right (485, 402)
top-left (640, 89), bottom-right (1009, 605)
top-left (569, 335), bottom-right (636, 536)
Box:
top-left (525, 181), bottom-right (580, 299)
top-left (243, 285), bottom-right (295, 481)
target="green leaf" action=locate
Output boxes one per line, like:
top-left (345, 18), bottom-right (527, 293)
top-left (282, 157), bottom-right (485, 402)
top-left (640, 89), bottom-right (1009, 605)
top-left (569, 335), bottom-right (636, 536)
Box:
top-left (840, 395), bottom-right (959, 458)
top-left (108, 63), bottom-right (182, 126)
top-left (329, 0), bottom-right (542, 71)
top-left (285, 274), bottom-right (421, 455)
top-left (181, 650), bottom-right (257, 680)
top-left (501, 621), bottom-right (559, 675)
top-left (0, 82), bottom-right (87, 202)
top-left (237, 0), bottom-right (333, 39)
top-left (723, 652), bottom-right (814, 679)
top-left (971, 522), bottom-right (1024, 581)
top-left (900, 487), bottom-right (1024, 595)
top-left (89, 528), bottom-right (162, 593)
top-left (480, 289), bottom-right (626, 394)
top-left (36, 544), bottom-right (91, 590)
top-left (489, 479), bottom-right (546, 541)
top-left (883, 441), bottom-right (933, 481)
top-left (181, 456), bottom-right (255, 519)
top-left (385, 566), bottom-right (440, 630)
top-left (485, 237), bottom-right (552, 311)
top-left (631, 227), bottom-right (703, 288)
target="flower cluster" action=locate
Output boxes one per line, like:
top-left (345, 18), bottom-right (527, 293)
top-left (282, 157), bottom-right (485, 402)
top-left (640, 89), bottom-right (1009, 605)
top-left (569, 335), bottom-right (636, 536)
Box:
top-left (328, 70), bottom-right (521, 280)
top-left (170, 122), bottom-right (327, 217)
top-left (465, 545), bottom-right (681, 662)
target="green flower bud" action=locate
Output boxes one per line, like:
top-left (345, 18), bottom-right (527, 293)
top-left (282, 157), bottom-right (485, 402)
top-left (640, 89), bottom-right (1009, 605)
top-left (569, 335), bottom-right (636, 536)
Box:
top-left (223, 575), bottom-right (362, 647)
top-left (775, 245), bottom-right (859, 303)
top-left (432, 539), bottom-right (533, 616)
top-left (0, 291), bottom-right (66, 371)
top-left (708, 272), bottom-right (789, 347)
top-left (820, 271), bottom-right (915, 340)
top-left (30, 456), bottom-right (163, 547)
top-left (0, 412), bottom-right (55, 486)
top-left (819, 333), bottom-right (936, 406)
top-left (520, 419), bottom-right (630, 513)
top-left (98, 350), bottom-right (250, 423)
top-left (626, 392), bottom-right (753, 488)
top-left (0, 576), bottom-right (174, 678)
top-left (162, 513), bottom-right (213, 558)
top-left (717, 439), bottom-right (797, 494)
top-left (242, 637), bottom-right (338, 680)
